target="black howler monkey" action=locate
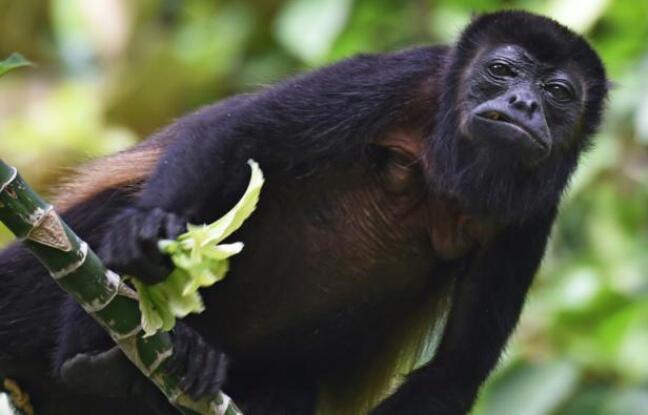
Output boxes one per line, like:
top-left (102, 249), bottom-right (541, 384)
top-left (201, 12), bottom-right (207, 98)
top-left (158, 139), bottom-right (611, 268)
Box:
top-left (0, 11), bottom-right (607, 415)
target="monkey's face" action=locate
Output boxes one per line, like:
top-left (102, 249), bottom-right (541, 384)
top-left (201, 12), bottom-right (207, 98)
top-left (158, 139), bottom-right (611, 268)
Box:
top-left (462, 44), bottom-right (584, 166)
top-left (426, 12), bottom-right (607, 222)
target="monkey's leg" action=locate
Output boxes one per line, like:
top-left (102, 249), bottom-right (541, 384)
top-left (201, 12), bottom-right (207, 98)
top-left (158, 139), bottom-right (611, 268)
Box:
top-left (56, 303), bottom-right (227, 415)
top-left (59, 346), bottom-right (178, 414)
top-left (371, 210), bottom-right (556, 415)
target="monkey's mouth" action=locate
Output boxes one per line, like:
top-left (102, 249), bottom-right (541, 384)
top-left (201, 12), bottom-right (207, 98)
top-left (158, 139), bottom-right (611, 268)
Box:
top-left (481, 111), bottom-right (510, 122)
top-left (476, 111), bottom-right (548, 150)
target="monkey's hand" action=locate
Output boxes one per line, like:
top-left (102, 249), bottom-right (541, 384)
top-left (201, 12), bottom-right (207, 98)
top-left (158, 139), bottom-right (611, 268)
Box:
top-left (165, 322), bottom-right (229, 400)
top-left (100, 207), bottom-right (187, 284)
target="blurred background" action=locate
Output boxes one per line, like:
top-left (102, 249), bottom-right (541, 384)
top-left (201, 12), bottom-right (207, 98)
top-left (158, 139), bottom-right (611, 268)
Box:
top-left (0, 0), bottom-right (646, 414)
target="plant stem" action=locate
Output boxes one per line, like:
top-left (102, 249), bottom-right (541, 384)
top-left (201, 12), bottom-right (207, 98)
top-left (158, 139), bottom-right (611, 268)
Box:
top-left (0, 159), bottom-right (242, 415)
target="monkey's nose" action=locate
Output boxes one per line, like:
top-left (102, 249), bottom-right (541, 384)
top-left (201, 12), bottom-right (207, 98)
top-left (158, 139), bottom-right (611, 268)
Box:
top-left (507, 92), bottom-right (539, 118)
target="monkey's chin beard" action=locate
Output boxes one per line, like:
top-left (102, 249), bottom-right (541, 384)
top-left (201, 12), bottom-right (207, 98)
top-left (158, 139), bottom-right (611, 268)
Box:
top-left (425, 124), bottom-right (576, 224)
top-left (467, 114), bottom-right (552, 167)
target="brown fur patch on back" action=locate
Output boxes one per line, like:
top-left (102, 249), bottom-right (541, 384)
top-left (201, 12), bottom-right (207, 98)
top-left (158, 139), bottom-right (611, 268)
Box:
top-left (53, 141), bottom-right (165, 211)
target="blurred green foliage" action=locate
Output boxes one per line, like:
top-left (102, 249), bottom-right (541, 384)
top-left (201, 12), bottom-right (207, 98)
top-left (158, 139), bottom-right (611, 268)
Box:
top-left (0, 0), bottom-right (646, 414)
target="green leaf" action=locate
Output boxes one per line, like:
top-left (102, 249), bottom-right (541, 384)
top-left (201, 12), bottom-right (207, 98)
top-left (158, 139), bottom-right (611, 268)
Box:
top-left (603, 389), bottom-right (648, 415)
top-left (0, 53), bottom-right (32, 78)
top-left (136, 160), bottom-right (265, 336)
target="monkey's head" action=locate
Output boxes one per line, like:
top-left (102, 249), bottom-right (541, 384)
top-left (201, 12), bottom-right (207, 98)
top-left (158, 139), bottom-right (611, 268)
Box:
top-left (427, 11), bottom-right (608, 223)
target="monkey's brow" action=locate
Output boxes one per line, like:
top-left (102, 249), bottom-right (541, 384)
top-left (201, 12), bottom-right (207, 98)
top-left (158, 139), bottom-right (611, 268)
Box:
top-left (491, 45), bottom-right (538, 67)
top-left (519, 51), bottom-right (538, 65)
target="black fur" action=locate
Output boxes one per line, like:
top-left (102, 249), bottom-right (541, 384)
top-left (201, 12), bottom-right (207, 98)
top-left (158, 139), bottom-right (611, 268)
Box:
top-left (0, 11), bottom-right (606, 415)
top-left (371, 208), bottom-right (557, 414)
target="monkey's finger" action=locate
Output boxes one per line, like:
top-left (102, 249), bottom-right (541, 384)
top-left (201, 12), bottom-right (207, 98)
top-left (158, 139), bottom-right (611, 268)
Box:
top-left (99, 228), bottom-right (137, 271)
top-left (179, 336), bottom-right (208, 396)
top-left (139, 208), bottom-right (166, 242)
top-left (187, 348), bottom-right (217, 398)
top-left (165, 323), bottom-right (193, 376)
top-left (129, 256), bottom-right (171, 284)
top-left (191, 350), bottom-right (227, 399)
top-left (163, 211), bottom-right (187, 240)
top-left (136, 209), bottom-right (184, 274)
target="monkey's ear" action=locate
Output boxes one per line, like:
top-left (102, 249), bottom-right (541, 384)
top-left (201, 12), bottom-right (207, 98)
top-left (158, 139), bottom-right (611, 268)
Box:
top-left (371, 130), bottom-right (423, 160)
top-left (606, 80), bottom-right (618, 90)
top-left (369, 131), bottom-right (425, 196)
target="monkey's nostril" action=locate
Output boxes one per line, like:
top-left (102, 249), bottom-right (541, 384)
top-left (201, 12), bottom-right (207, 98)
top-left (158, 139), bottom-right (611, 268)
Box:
top-left (508, 96), bottom-right (516, 104)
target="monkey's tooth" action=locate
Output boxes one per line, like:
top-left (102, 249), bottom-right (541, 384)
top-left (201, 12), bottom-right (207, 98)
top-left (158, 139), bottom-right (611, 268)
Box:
top-left (486, 111), bottom-right (500, 120)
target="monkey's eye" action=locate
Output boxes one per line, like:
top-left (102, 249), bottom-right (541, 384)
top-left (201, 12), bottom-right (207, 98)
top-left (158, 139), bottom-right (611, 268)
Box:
top-left (543, 81), bottom-right (574, 102)
top-left (488, 62), bottom-right (516, 78)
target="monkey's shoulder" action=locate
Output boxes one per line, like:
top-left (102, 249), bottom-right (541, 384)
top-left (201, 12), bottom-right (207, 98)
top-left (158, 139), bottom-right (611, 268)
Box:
top-left (427, 197), bottom-right (500, 260)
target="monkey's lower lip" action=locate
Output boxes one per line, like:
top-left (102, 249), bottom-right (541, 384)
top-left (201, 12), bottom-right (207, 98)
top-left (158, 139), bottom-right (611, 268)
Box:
top-left (476, 111), bottom-right (548, 150)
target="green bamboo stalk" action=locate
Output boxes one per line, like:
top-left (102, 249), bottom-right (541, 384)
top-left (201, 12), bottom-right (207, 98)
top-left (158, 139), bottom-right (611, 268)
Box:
top-left (0, 159), bottom-right (242, 415)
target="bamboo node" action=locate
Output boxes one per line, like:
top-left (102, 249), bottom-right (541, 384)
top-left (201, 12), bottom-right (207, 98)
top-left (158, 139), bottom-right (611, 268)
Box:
top-left (0, 166), bottom-right (17, 194)
top-left (27, 208), bottom-right (73, 251)
top-left (52, 242), bottom-right (88, 279)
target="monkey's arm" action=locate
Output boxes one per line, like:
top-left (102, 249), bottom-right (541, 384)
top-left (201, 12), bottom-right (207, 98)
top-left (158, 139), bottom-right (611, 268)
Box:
top-left (101, 47), bottom-right (441, 283)
top-left (372, 209), bottom-right (557, 415)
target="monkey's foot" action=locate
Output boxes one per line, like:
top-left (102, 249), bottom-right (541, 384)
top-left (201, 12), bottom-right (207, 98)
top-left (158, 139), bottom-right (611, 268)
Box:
top-left (164, 322), bottom-right (228, 400)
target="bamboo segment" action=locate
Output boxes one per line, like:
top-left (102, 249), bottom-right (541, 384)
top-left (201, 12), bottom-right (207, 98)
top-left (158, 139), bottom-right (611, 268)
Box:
top-left (0, 159), bottom-right (242, 415)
